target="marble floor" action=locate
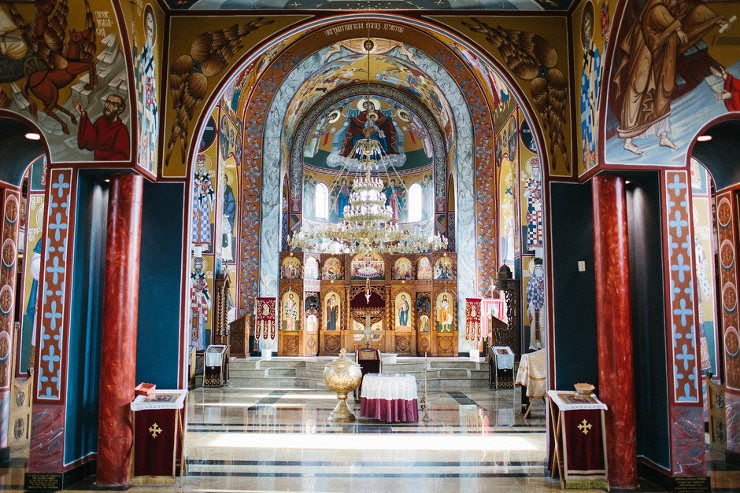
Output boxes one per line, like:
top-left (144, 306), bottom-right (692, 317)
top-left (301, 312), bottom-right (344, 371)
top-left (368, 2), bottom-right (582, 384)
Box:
top-left (1, 380), bottom-right (739, 492)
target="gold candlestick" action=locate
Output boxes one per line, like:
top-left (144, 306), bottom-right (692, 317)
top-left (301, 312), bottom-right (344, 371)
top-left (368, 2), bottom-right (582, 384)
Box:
top-left (422, 352), bottom-right (431, 422)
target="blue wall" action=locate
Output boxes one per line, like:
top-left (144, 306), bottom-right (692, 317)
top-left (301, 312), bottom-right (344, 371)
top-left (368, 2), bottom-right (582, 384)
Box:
top-left (550, 182), bottom-right (599, 390)
top-left (626, 173), bottom-right (670, 469)
top-left (65, 172), bottom-right (107, 463)
top-left (136, 182), bottom-right (185, 389)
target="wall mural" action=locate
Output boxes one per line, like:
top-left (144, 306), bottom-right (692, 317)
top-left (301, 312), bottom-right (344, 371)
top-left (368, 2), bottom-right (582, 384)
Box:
top-left (122, 0), bottom-right (164, 175)
top-left (302, 95), bottom-right (435, 173)
top-left (606, 0), bottom-right (737, 166)
top-left (578, 0), bottom-right (604, 174)
top-left (0, 0), bottom-right (131, 163)
top-left (462, 19), bottom-right (569, 174)
top-left (691, 160), bottom-right (718, 376)
top-left (165, 17), bottom-right (274, 168)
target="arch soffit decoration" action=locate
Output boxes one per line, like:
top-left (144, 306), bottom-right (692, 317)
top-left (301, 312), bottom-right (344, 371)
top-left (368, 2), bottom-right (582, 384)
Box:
top-left (281, 51), bottom-right (456, 147)
top-left (185, 14), bottom-right (550, 312)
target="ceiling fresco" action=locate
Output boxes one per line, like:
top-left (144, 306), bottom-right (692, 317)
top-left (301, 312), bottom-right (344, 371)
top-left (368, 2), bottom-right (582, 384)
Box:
top-left (174, 0), bottom-right (571, 11)
top-left (302, 94), bottom-right (436, 173)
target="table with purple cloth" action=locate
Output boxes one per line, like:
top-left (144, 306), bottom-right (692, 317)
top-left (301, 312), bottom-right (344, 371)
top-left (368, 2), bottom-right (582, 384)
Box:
top-left (360, 373), bottom-right (419, 422)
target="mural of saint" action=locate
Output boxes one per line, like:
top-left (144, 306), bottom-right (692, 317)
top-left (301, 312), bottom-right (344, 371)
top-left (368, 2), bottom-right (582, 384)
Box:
top-left (340, 100), bottom-right (397, 158)
top-left (133, 4), bottom-right (158, 173)
top-left (437, 293), bottom-right (453, 332)
top-left (419, 314), bottom-right (430, 333)
top-left (326, 293), bottom-right (339, 331)
top-left (283, 292), bottom-right (298, 331)
top-left (281, 256), bottom-right (302, 279)
top-left (580, 1), bottom-right (602, 171)
top-left (393, 258), bottom-right (413, 280)
top-left (435, 256), bottom-right (453, 279)
top-left (305, 256), bottom-right (319, 280)
top-left (322, 257), bottom-right (343, 280)
top-left (417, 257), bottom-right (433, 279)
top-left (396, 293), bottom-right (411, 331)
top-left (306, 314), bottom-right (318, 334)
top-left (526, 258), bottom-right (545, 350)
top-left (73, 94), bottom-right (131, 161)
top-left (190, 257), bottom-right (211, 350)
top-left (191, 154), bottom-right (215, 250)
top-left (220, 171), bottom-right (236, 262)
top-left (711, 66), bottom-right (740, 112)
top-left (523, 158), bottom-right (543, 252)
top-left (384, 178), bottom-right (405, 222)
top-left (335, 178), bottom-right (350, 219)
top-left (612, 0), bottom-right (731, 155)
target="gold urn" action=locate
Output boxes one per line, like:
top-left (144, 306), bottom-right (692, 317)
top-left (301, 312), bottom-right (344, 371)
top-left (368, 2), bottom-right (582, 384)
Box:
top-left (323, 348), bottom-right (362, 422)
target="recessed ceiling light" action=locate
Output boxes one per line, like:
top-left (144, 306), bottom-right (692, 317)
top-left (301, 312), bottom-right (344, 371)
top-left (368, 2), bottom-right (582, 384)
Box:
top-left (104, 179), bottom-right (110, 183)
top-left (24, 132), bottom-right (40, 141)
top-left (697, 135), bottom-right (712, 142)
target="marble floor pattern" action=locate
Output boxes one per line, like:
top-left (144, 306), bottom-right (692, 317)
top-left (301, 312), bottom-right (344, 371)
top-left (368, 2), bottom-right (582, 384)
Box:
top-left (0, 381), bottom-right (739, 492)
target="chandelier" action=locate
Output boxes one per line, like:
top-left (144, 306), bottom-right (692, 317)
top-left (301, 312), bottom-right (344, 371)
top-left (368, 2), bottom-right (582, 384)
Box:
top-left (289, 39), bottom-right (447, 255)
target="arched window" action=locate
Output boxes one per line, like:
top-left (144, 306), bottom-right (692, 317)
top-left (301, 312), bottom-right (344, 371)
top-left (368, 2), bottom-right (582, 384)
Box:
top-left (315, 183), bottom-right (329, 220)
top-left (408, 183), bottom-right (422, 222)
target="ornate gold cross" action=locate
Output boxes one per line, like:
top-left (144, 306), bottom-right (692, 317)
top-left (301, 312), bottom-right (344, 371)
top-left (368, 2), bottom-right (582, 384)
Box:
top-left (577, 419), bottom-right (592, 435)
top-left (149, 423), bottom-right (162, 438)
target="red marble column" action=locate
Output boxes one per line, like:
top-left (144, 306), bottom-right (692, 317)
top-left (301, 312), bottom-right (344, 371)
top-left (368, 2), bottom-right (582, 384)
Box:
top-left (97, 174), bottom-right (143, 487)
top-left (592, 175), bottom-right (638, 488)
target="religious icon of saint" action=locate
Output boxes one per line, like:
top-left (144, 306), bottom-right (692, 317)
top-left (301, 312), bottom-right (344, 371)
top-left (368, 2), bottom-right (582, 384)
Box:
top-left (327, 294), bottom-right (339, 331)
top-left (284, 293), bottom-right (298, 331)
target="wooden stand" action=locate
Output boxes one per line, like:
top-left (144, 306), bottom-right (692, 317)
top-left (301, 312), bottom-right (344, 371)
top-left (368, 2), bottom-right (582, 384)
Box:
top-left (203, 345), bottom-right (229, 387)
top-left (547, 390), bottom-right (608, 490)
top-left (131, 390), bottom-right (188, 485)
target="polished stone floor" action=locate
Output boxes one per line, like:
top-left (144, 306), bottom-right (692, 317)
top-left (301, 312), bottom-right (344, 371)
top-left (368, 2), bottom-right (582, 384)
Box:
top-left (1, 380), bottom-right (739, 492)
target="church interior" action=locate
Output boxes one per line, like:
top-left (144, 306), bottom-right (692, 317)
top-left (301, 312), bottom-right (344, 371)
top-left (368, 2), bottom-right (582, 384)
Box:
top-left (0, 0), bottom-right (738, 490)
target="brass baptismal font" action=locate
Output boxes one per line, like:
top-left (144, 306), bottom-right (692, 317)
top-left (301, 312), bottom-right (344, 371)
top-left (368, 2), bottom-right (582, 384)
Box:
top-left (323, 349), bottom-right (362, 422)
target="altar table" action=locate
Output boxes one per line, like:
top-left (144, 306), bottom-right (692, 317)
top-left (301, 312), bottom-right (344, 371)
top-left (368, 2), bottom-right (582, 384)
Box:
top-left (547, 390), bottom-right (608, 490)
top-left (360, 373), bottom-right (418, 422)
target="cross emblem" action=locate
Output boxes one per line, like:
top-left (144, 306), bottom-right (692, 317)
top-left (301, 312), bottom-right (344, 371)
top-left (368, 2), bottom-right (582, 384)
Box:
top-left (577, 419), bottom-right (592, 435)
top-left (149, 423), bottom-right (162, 438)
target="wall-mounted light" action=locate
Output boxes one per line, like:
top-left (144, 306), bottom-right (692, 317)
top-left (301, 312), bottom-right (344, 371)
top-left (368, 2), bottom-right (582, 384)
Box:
top-left (697, 135), bottom-right (712, 142)
top-left (24, 132), bottom-right (41, 141)
top-left (104, 179), bottom-right (110, 183)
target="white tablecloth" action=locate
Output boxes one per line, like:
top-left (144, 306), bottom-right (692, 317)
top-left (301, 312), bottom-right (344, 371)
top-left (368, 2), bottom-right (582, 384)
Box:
top-left (492, 346), bottom-right (514, 370)
top-left (361, 374), bottom-right (418, 401)
top-left (360, 373), bottom-right (418, 422)
top-left (516, 349), bottom-right (546, 398)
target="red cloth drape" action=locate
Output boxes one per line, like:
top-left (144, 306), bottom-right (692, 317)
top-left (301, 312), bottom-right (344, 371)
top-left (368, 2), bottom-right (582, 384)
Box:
top-left (360, 398), bottom-right (419, 422)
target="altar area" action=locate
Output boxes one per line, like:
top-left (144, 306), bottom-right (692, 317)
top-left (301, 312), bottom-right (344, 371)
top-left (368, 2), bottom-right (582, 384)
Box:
top-left (270, 251), bottom-right (464, 357)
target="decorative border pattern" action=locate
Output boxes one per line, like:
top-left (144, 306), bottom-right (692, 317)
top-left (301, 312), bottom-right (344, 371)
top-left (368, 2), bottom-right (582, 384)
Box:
top-left (716, 191), bottom-right (740, 391)
top-left (663, 170), bottom-right (699, 402)
top-left (36, 169), bottom-right (72, 401)
top-left (0, 191), bottom-right (20, 391)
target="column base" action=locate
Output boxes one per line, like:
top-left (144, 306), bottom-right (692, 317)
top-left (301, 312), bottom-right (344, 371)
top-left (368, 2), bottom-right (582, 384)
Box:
top-left (637, 462), bottom-right (710, 493)
top-left (726, 448), bottom-right (740, 466)
top-left (25, 460), bottom-right (97, 490)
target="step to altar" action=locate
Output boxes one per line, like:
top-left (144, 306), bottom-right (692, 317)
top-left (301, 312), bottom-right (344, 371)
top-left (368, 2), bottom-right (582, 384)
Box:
top-left (222, 356), bottom-right (492, 390)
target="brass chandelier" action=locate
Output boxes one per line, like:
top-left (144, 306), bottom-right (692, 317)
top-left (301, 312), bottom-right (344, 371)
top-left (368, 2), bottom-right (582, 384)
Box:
top-left (288, 38), bottom-right (448, 255)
